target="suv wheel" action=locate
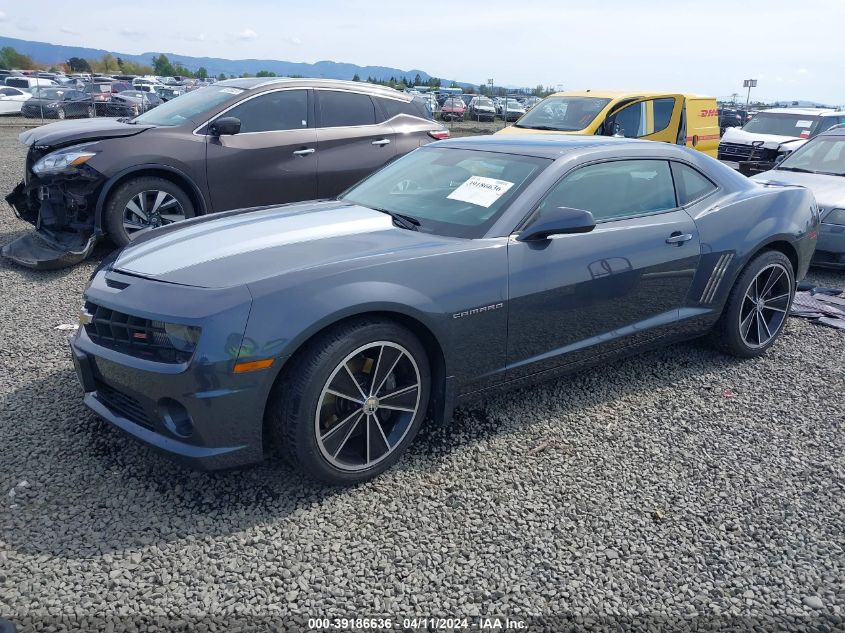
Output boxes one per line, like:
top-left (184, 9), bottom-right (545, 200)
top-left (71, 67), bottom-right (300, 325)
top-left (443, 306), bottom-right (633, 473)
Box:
top-left (87, 105), bottom-right (95, 118)
top-left (105, 176), bottom-right (195, 247)
top-left (269, 319), bottom-right (431, 484)
top-left (711, 250), bottom-right (795, 358)
top-left (57, 107), bottom-right (66, 120)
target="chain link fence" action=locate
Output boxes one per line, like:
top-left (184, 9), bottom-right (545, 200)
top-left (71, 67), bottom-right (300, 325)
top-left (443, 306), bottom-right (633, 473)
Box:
top-left (4, 76), bottom-right (201, 127)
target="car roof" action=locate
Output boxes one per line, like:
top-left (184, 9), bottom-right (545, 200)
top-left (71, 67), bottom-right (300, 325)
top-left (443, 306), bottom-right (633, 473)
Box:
top-left (216, 77), bottom-right (413, 100)
top-left (430, 134), bottom-right (666, 159)
top-left (550, 89), bottom-right (716, 100)
top-left (757, 107), bottom-right (842, 116)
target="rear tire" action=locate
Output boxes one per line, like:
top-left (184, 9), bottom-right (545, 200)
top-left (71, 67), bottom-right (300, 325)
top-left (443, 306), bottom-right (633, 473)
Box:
top-left (104, 176), bottom-right (195, 247)
top-left (268, 319), bottom-right (431, 484)
top-left (710, 250), bottom-right (795, 358)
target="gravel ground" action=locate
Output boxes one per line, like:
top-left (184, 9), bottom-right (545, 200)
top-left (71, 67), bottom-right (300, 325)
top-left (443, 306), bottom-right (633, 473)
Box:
top-left (0, 124), bottom-right (843, 632)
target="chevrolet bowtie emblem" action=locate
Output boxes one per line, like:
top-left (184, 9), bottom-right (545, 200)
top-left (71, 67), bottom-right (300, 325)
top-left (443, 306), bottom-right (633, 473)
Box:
top-left (78, 309), bottom-right (94, 326)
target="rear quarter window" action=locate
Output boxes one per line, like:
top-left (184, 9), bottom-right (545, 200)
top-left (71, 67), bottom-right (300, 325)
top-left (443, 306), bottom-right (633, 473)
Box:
top-left (671, 162), bottom-right (717, 205)
top-left (379, 97), bottom-right (429, 120)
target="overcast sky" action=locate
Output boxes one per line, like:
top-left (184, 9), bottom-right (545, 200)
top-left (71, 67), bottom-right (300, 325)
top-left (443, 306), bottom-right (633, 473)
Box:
top-left (1, 0), bottom-right (843, 103)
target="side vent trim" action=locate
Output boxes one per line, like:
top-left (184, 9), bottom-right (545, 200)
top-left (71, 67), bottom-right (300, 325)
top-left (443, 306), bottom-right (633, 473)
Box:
top-left (700, 253), bottom-right (734, 304)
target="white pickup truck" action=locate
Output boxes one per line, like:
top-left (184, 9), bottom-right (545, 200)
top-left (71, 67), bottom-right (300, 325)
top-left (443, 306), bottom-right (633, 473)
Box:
top-left (718, 108), bottom-right (845, 174)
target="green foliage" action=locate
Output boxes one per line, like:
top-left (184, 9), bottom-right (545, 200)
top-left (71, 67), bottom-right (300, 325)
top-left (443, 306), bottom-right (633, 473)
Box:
top-left (352, 73), bottom-right (360, 82)
top-left (152, 54), bottom-right (176, 76)
top-left (255, 70), bottom-right (277, 77)
top-left (0, 46), bottom-right (36, 70)
top-left (67, 57), bottom-right (91, 73)
top-left (217, 73), bottom-right (227, 81)
top-left (196, 67), bottom-right (208, 79)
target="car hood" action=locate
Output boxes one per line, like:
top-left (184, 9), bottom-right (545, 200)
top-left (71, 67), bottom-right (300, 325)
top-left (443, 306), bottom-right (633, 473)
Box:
top-left (19, 117), bottom-right (152, 147)
top-left (751, 170), bottom-right (845, 208)
top-left (721, 127), bottom-right (801, 149)
top-left (113, 201), bottom-right (467, 288)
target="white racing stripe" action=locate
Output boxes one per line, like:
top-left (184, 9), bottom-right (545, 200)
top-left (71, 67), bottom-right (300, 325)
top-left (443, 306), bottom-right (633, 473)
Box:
top-left (116, 204), bottom-right (393, 277)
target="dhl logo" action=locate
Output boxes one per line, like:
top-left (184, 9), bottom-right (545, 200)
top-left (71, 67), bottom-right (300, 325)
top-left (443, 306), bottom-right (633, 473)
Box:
top-left (699, 109), bottom-right (719, 118)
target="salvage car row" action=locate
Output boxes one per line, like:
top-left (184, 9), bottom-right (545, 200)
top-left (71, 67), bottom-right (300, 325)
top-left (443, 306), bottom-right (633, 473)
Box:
top-left (2, 79), bottom-right (842, 484)
top-left (1, 71), bottom-right (200, 118)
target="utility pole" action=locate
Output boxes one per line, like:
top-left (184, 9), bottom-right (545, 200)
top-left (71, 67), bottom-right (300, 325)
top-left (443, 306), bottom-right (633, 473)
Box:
top-left (743, 79), bottom-right (757, 112)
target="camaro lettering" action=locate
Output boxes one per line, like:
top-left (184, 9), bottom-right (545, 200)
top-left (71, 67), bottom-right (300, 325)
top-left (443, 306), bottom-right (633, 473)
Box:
top-left (453, 303), bottom-right (504, 319)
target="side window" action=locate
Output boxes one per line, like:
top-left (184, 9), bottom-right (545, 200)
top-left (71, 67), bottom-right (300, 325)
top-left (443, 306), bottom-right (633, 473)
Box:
top-left (611, 98), bottom-right (676, 137)
top-left (0, 88), bottom-right (15, 96)
top-left (671, 162), bottom-right (717, 205)
top-left (652, 98), bottom-right (675, 133)
top-left (379, 97), bottom-right (421, 120)
top-left (319, 90), bottom-right (376, 127)
top-left (224, 90), bottom-right (309, 133)
top-left (538, 160), bottom-right (676, 222)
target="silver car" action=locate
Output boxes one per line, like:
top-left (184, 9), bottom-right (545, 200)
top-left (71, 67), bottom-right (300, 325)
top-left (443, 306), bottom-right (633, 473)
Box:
top-left (752, 126), bottom-right (845, 269)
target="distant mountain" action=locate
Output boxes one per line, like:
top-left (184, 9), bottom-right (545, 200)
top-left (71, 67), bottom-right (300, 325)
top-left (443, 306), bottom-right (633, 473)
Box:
top-left (0, 35), bottom-right (452, 84)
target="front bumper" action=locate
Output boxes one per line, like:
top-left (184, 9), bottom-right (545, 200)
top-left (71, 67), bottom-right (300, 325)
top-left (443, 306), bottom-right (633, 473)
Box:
top-left (69, 269), bottom-right (271, 470)
top-left (3, 163), bottom-right (106, 269)
top-left (21, 106), bottom-right (58, 119)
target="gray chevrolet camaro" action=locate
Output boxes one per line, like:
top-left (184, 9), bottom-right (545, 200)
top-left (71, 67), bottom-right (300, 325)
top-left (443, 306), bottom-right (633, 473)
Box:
top-left (71, 135), bottom-right (819, 483)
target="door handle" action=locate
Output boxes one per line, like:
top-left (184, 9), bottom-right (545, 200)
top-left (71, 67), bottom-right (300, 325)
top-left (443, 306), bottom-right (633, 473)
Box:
top-left (666, 232), bottom-right (693, 246)
top-left (292, 148), bottom-right (315, 157)
top-left (372, 138), bottom-right (391, 146)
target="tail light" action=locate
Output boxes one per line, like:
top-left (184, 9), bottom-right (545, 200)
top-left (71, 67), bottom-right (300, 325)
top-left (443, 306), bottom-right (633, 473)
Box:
top-left (428, 129), bottom-right (450, 140)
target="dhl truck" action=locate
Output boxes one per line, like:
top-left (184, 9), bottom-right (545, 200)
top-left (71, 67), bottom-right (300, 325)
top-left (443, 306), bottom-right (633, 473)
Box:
top-left (496, 90), bottom-right (720, 157)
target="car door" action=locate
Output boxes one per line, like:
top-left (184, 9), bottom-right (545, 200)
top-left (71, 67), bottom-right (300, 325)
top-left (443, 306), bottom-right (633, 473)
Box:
top-left (67, 90), bottom-right (87, 116)
top-left (0, 87), bottom-right (26, 114)
top-left (205, 88), bottom-right (317, 212)
top-left (314, 89), bottom-right (397, 197)
top-left (506, 158), bottom-right (701, 378)
top-left (602, 95), bottom-right (686, 145)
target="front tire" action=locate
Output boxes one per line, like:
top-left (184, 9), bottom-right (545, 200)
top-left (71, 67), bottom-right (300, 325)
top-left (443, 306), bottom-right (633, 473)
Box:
top-left (57, 107), bottom-right (66, 120)
top-left (104, 176), bottom-right (195, 247)
top-left (711, 250), bottom-right (795, 358)
top-left (269, 319), bottom-right (431, 484)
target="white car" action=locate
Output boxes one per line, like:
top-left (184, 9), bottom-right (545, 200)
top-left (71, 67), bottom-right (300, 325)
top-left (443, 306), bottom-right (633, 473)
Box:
top-left (4, 76), bottom-right (57, 91)
top-left (0, 86), bottom-right (31, 115)
top-left (718, 108), bottom-right (845, 168)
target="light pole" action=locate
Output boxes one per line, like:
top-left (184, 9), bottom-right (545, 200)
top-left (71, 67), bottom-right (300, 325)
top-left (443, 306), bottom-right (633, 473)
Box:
top-left (743, 79), bottom-right (757, 113)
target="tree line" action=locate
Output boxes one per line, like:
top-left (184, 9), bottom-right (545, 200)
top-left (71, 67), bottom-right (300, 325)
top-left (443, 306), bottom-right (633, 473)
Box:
top-left (0, 46), bottom-right (553, 95)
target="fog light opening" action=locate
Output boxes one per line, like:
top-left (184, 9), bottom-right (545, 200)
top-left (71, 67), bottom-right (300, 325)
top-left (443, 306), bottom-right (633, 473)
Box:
top-left (158, 398), bottom-right (194, 438)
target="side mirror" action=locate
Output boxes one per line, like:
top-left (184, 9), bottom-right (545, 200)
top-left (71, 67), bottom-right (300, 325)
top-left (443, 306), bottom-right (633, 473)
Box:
top-left (210, 116), bottom-right (241, 136)
top-left (517, 207), bottom-right (596, 241)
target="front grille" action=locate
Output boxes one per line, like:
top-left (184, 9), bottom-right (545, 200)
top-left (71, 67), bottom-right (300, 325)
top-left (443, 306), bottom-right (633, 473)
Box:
top-left (84, 302), bottom-right (192, 363)
top-left (95, 380), bottom-right (153, 430)
top-left (718, 142), bottom-right (757, 160)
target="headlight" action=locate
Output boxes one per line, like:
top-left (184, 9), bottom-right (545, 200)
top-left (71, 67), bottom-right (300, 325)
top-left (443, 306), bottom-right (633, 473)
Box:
top-left (160, 322), bottom-right (202, 353)
top-left (32, 143), bottom-right (97, 175)
top-left (823, 208), bottom-right (845, 226)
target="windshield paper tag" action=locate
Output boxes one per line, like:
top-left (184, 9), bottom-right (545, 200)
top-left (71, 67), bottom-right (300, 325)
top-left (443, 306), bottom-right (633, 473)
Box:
top-left (220, 88), bottom-right (244, 95)
top-left (447, 176), bottom-right (515, 208)
top-left (795, 120), bottom-right (813, 128)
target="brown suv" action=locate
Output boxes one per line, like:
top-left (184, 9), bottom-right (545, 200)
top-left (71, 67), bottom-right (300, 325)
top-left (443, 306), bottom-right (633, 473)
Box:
top-left (4, 78), bottom-right (449, 269)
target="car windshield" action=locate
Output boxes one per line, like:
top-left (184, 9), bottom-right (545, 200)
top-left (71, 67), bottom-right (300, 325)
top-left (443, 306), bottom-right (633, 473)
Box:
top-left (477, 99), bottom-right (494, 107)
top-left (132, 85), bottom-right (241, 126)
top-left (742, 112), bottom-right (820, 137)
top-left (515, 96), bottom-right (611, 131)
top-left (340, 146), bottom-right (550, 238)
top-left (37, 89), bottom-right (64, 100)
top-left (777, 136), bottom-right (845, 176)
top-left (85, 84), bottom-right (111, 93)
